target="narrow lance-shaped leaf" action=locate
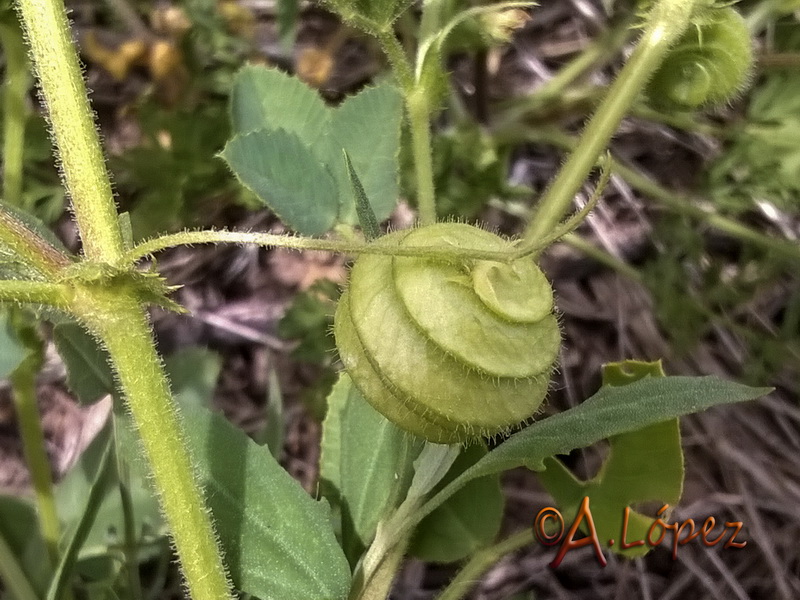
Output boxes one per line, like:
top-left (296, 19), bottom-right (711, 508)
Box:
top-left (408, 376), bottom-right (770, 534)
top-left (538, 361), bottom-right (683, 558)
top-left (344, 150), bottom-right (380, 240)
top-left (46, 438), bottom-right (114, 600)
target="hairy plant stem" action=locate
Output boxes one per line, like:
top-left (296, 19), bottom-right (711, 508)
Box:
top-left (353, 541), bottom-right (407, 600)
top-left (523, 0), bottom-right (700, 243)
top-left (74, 288), bottom-right (233, 600)
top-left (124, 229), bottom-right (520, 264)
top-left (0, 280), bottom-right (71, 306)
top-left (12, 0), bottom-right (234, 597)
top-left (15, 0), bottom-right (124, 262)
top-left (376, 27), bottom-right (437, 226)
top-left (0, 16), bottom-right (29, 209)
top-left (376, 28), bottom-right (414, 91)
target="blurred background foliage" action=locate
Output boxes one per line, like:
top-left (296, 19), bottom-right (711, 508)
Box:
top-left (1, 0), bottom-right (798, 388)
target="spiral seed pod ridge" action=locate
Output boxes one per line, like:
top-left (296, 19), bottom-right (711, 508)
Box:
top-left (334, 223), bottom-right (560, 443)
top-left (647, 6), bottom-right (752, 109)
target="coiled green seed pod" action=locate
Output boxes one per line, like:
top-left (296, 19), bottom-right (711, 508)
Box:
top-left (647, 7), bottom-right (752, 109)
top-left (334, 223), bottom-right (560, 443)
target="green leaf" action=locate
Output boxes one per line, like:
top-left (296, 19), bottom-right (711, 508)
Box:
top-left (180, 402), bottom-right (351, 600)
top-left (165, 347), bottom-right (221, 411)
top-left (221, 129), bottom-right (339, 235)
top-left (47, 438), bottom-right (115, 600)
top-left (55, 425), bottom-right (164, 562)
top-left (538, 360), bottom-right (683, 557)
top-left (277, 0), bottom-right (300, 48)
top-left (320, 374), bottom-right (421, 548)
top-left (0, 495), bottom-right (51, 597)
top-left (230, 65), bottom-right (329, 143)
top-left (410, 444), bottom-right (503, 563)
top-left (328, 83), bottom-right (403, 224)
top-left (55, 348), bottom-right (222, 579)
top-left (0, 311), bottom-right (27, 378)
top-left (0, 200), bottom-right (70, 255)
top-left (414, 376), bottom-right (769, 532)
top-left (258, 367), bottom-right (285, 457)
top-left (226, 67), bottom-right (403, 233)
top-left (278, 279), bottom-right (339, 364)
top-left (53, 323), bottom-right (114, 404)
top-left (405, 443), bottom-right (461, 503)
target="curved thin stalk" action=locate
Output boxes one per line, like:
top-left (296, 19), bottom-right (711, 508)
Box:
top-left (436, 529), bottom-right (534, 600)
top-left (10, 349), bottom-right (60, 566)
top-left (123, 229), bottom-right (520, 264)
top-left (562, 233), bottom-right (643, 281)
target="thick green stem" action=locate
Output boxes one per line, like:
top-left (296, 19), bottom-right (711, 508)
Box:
top-left (524, 0), bottom-right (699, 243)
top-left (75, 289), bottom-right (233, 600)
top-left (15, 0), bottom-right (124, 262)
top-left (353, 541), bottom-right (406, 600)
top-left (407, 88), bottom-right (437, 225)
top-left (10, 352), bottom-right (60, 566)
top-left (0, 17), bottom-right (29, 209)
top-left (376, 28), bottom-right (414, 92)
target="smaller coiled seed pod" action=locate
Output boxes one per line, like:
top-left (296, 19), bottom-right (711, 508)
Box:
top-left (334, 223), bottom-right (560, 443)
top-left (647, 6), bottom-right (752, 109)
